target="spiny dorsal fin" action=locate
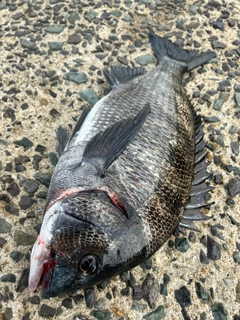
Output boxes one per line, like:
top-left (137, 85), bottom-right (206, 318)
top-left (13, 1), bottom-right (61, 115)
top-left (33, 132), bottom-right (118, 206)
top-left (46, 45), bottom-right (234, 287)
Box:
top-left (103, 66), bottom-right (146, 88)
top-left (179, 113), bottom-right (214, 232)
top-left (81, 104), bottom-right (151, 177)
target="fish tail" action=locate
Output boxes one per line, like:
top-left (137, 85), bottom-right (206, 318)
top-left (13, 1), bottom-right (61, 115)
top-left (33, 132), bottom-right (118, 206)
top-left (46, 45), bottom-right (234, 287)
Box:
top-left (149, 31), bottom-right (216, 71)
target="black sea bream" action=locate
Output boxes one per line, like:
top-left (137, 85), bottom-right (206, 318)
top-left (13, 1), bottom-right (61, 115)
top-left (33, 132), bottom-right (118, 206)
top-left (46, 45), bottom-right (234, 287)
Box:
top-left (28, 32), bottom-right (216, 298)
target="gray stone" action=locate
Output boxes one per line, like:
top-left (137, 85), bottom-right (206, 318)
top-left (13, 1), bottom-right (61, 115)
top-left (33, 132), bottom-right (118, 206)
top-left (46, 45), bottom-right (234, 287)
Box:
top-left (10, 250), bottom-right (24, 262)
top-left (135, 54), bottom-right (155, 66)
top-left (213, 93), bottom-right (229, 111)
top-left (34, 172), bottom-right (51, 188)
top-left (67, 34), bottom-right (81, 44)
top-left (63, 72), bottom-right (88, 84)
top-left (7, 182), bottom-right (20, 196)
top-left (211, 303), bottom-right (228, 320)
top-left (14, 230), bottom-right (36, 246)
top-left (233, 251), bottom-right (240, 263)
top-left (68, 11), bottom-right (80, 24)
top-left (207, 236), bottom-right (221, 260)
top-left (19, 196), bottom-right (35, 210)
top-left (216, 134), bottom-right (225, 148)
top-left (143, 305), bottom-right (166, 320)
top-left (146, 18), bottom-right (158, 27)
top-left (131, 302), bottom-right (147, 312)
top-left (0, 3), bottom-right (7, 9)
top-left (195, 282), bottom-right (210, 304)
top-left (0, 218), bottom-right (12, 233)
top-left (226, 178), bottom-right (240, 197)
top-left (231, 141), bottom-right (239, 156)
top-left (45, 25), bottom-right (65, 34)
top-left (1, 273), bottom-right (16, 282)
top-left (80, 89), bottom-right (99, 107)
top-left (39, 304), bottom-right (56, 317)
top-left (90, 310), bottom-right (111, 320)
top-left (175, 237), bottom-right (190, 253)
top-left (212, 41), bottom-right (226, 49)
top-left (20, 38), bottom-right (38, 51)
top-left (204, 116), bottom-right (220, 123)
top-left (84, 10), bottom-right (98, 22)
top-left (13, 137), bottom-right (33, 150)
top-left (23, 179), bottom-right (40, 194)
top-left (110, 10), bottom-right (122, 18)
top-left (235, 92), bottom-right (240, 106)
top-left (189, 5), bottom-right (198, 14)
top-left (48, 42), bottom-right (64, 51)
top-left (142, 273), bottom-right (159, 309)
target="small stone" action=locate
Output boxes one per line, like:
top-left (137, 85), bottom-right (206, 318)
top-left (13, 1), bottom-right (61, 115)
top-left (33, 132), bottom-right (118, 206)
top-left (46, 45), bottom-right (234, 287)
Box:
top-left (36, 191), bottom-right (48, 199)
top-left (175, 237), bottom-right (190, 253)
top-left (214, 174), bottom-right (223, 184)
top-left (3, 107), bottom-right (15, 121)
top-left (188, 231), bottom-right (196, 243)
top-left (200, 249), bottom-right (209, 264)
top-left (143, 305), bottom-right (166, 320)
top-left (0, 218), bottom-right (12, 233)
top-left (80, 89), bottom-right (99, 107)
top-left (213, 93), bottom-right (229, 111)
top-left (135, 54), bottom-right (155, 66)
top-left (48, 42), bottom-right (64, 51)
top-left (19, 196), bottom-right (35, 210)
top-left (5, 204), bottom-right (19, 216)
top-left (34, 172), bottom-right (51, 188)
top-left (67, 34), bottom-right (81, 44)
top-left (94, 298), bottom-right (105, 309)
top-left (226, 178), bottom-right (240, 197)
top-left (142, 273), bottom-right (159, 309)
top-left (236, 280), bottom-right (240, 302)
top-left (39, 304), bottom-right (56, 317)
top-left (160, 273), bottom-right (170, 296)
top-left (131, 302), bottom-right (147, 312)
top-left (213, 21), bottom-right (224, 31)
top-left (233, 251), bottom-right (240, 263)
top-left (0, 237), bottom-right (7, 248)
top-left (174, 286), bottom-right (191, 308)
top-left (1, 273), bottom-right (16, 283)
top-left (207, 236), bottom-right (221, 260)
top-left (84, 288), bottom-right (96, 309)
top-left (235, 92), bottom-right (240, 106)
top-left (10, 250), bottom-right (24, 262)
top-left (84, 10), bottom-right (98, 22)
top-left (22, 179), bottom-right (40, 194)
top-left (140, 258), bottom-right (152, 270)
top-left (7, 182), bottom-right (20, 196)
top-left (3, 307), bottom-right (13, 320)
top-left (63, 72), bottom-right (88, 84)
top-left (212, 41), bottom-right (226, 49)
top-left (211, 303), bottom-right (228, 320)
top-left (14, 230), bottom-right (35, 246)
top-left (187, 21), bottom-right (200, 29)
top-left (117, 56), bottom-right (128, 65)
top-left (45, 25), bottom-right (64, 34)
top-left (90, 310), bottom-right (111, 320)
top-left (14, 137), bottom-right (33, 150)
top-left (62, 297), bottom-right (73, 309)
top-left (195, 282), bottom-right (210, 304)
top-left (68, 11), bottom-right (80, 24)
top-left (20, 38), bottom-right (38, 51)
top-left (204, 116), bottom-right (220, 123)
top-left (0, 194), bottom-right (10, 203)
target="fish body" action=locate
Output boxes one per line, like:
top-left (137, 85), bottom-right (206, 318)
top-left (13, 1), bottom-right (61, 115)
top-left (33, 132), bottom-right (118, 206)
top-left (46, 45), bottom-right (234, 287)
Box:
top-left (29, 32), bottom-right (215, 298)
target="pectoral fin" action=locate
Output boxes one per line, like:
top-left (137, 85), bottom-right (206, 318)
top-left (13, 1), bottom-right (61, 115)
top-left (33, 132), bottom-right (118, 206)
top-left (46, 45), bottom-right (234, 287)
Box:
top-left (82, 104), bottom-right (151, 177)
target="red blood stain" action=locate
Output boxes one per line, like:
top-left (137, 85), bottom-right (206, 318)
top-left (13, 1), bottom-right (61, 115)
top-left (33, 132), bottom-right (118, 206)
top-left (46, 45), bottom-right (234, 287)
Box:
top-left (37, 258), bottom-right (56, 289)
top-left (111, 196), bottom-right (127, 217)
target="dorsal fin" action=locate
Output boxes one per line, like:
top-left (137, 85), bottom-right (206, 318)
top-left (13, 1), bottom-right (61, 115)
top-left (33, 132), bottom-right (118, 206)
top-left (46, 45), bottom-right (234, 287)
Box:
top-left (179, 113), bottom-right (214, 232)
top-left (103, 66), bottom-right (146, 89)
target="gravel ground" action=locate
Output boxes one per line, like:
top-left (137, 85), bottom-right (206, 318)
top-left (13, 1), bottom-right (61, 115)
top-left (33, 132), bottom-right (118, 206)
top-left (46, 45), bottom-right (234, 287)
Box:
top-left (0, 0), bottom-right (240, 319)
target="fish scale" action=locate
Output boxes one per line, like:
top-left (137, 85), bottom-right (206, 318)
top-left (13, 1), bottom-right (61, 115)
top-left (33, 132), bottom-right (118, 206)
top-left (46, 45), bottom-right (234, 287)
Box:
top-left (28, 32), bottom-right (216, 297)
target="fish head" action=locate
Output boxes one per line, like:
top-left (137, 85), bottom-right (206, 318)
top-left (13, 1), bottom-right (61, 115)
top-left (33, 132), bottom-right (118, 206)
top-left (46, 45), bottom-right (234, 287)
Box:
top-left (29, 191), bottom-right (146, 298)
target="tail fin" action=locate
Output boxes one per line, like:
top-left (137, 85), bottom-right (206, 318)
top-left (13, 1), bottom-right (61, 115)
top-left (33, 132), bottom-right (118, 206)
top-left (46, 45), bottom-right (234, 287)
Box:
top-left (149, 31), bottom-right (216, 71)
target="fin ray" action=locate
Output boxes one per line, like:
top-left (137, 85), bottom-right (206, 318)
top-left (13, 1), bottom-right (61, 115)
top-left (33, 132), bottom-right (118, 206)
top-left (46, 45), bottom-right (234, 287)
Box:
top-left (103, 67), bottom-right (146, 88)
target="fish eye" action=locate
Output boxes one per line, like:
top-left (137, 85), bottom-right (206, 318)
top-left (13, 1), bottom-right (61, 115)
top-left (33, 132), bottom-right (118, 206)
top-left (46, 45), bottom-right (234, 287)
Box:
top-left (78, 255), bottom-right (98, 276)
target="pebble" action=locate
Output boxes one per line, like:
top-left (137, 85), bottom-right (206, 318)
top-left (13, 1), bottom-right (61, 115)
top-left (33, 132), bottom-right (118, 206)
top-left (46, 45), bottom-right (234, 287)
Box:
top-left (20, 38), bottom-right (38, 51)
top-left (34, 172), bottom-right (51, 188)
top-left (3, 308), bottom-right (13, 320)
top-left (233, 251), bottom-right (240, 264)
top-left (68, 11), bottom-right (80, 24)
top-left (160, 273), bottom-right (170, 296)
top-left (0, 194), bottom-right (11, 203)
top-left (5, 204), bottom-right (19, 216)
top-left (22, 179), bottom-right (39, 194)
top-left (131, 302), bottom-right (147, 312)
top-left (134, 54), bottom-right (155, 66)
top-left (207, 236), bottom-right (221, 260)
top-left (174, 286), bottom-right (191, 308)
top-left (213, 21), bottom-right (224, 31)
top-left (195, 282), bottom-right (210, 304)
top-left (213, 92), bottom-right (229, 111)
top-left (175, 237), bottom-right (190, 253)
top-left (62, 297), bottom-right (73, 309)
top-left (0, 218), bottom-right (12, 233)
top-left (200, 249), bottom-right (209, 264)
top-left (235, 92), bottom-right (240, 106)
top-left (48, 42), bottom-right (64, 51)
top-left (19, 195), bottom-right (35, 210)
top-left (16, 268), bottom-right (29, 293)
top-left (1, 274), bottom-right (16, 283)
top-left (226, 178), bottom-right (240, 197)
top-left (0, 237), bottom-right (7, 248)
top-left (45, 25), bottom-right (65, 34)
top-left (67, 34), bottom-right (81, 44)
top-left (14, 230), bottom-right (35, 246)
top-left (142, 273), bottom-right (159, 309)
top-left (211, 303), bottom-right (228, 320)
top-left (90, 310), bottom-right (111, 320)
top-left (84, 288), bottom-right (97, 309)
top-left (80, 89), bottom-right (99, 107)
top-left (143, 305), bottom-right (166, 320)
top-left (13, 137), bottom-right (33, 150)
top-left (63, 72), bottom-right (88, 84)
top-left (212, 41), bottom-right (226, 49)
top-left (10, 250), bottom-right (24, 262)
top-left (39, 304), bottom-right (56, 317)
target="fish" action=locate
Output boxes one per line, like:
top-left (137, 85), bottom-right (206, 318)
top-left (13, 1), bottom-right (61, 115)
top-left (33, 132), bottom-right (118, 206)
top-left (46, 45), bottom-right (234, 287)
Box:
top-left (28, 31), bottom-right (216, 298)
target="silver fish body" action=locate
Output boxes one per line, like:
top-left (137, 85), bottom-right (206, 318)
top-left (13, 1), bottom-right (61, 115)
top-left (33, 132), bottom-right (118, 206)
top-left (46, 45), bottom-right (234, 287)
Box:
top-left (29, 32), bottom-right (215, 298)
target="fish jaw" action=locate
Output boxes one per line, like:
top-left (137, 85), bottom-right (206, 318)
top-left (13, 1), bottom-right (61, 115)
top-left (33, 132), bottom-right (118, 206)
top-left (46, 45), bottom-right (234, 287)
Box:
top-left (28, 202), bottom-right (63, 293)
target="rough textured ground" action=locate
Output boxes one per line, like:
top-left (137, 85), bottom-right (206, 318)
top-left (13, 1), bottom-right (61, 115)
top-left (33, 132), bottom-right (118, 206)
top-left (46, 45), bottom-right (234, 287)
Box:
top-left (0, 0), bottom-right (240, 319)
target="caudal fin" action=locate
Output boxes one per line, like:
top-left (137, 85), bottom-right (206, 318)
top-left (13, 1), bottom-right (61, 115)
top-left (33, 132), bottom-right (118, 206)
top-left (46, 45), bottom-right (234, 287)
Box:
top-left (149, 31), bottom-right (216, 71)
